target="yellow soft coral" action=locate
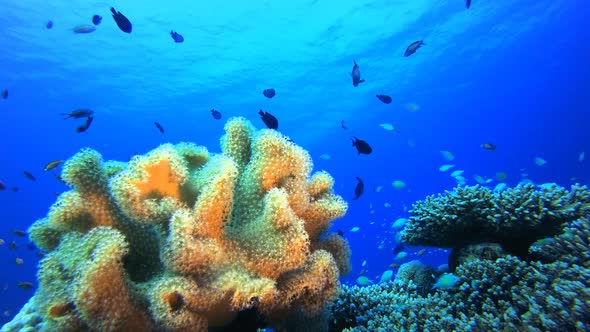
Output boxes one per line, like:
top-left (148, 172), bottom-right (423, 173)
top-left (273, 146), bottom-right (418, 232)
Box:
top-left (22, 117), bottom-right (349, 331)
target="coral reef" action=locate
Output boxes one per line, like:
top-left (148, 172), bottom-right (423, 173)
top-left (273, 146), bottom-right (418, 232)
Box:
top-left (2, 117), bottom-right (349, 332)
top-left (401, 183), bottom-right (590, 257)
top-left (331, 184), bottom-right (590, 331)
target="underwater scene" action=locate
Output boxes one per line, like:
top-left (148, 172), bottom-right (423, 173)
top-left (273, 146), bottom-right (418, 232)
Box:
top-left (0, 0), bottom-right (588, 331)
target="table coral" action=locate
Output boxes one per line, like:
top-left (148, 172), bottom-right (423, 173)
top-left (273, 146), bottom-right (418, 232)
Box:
top-left (4, 117), bottom-right (349, 332)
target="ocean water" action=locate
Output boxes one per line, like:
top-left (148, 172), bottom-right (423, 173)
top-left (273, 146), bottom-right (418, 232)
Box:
top-left (0, 0), bottom-right (588, 328)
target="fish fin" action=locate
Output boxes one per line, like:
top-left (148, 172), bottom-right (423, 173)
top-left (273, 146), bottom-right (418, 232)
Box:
top-left (359, 79), bottom-right (365, 84)
top-left (258, 110), bottom-right (264, 116)
top-left (110, 7), bottom-right (117, 15)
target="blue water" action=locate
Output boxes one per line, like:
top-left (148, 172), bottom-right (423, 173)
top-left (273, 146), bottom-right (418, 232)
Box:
top-left (0, 0), bottom-right (588, 325)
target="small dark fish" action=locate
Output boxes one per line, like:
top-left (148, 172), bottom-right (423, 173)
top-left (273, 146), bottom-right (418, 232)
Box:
top-left (23, 171), bottom-right (36, 181)
top-left (352, 176), bottom-right (364, 200)
top-left (481, 142), bottom-right (496, 151)
top-left (337, 229), bottom-right (344, 237)
top-left (351, 60), bottom-right (365, 87)
top-left (154, 121), bottom-right (165, 134)
top-left (92, 15), bottom-right (102, 25)
top-left (417, 248), bottom-right (427, 256)
top-left (466, 0), bottom-right (472, 8)
top-left (258, 110), bottom-right (278, 130)
top-left (17, 282), bottom-right (34, 290)
top-left (12, 230), bottom-right (26, 237)
top-left (12, 187), bottom-right (18, 192)
top-left (46, 20), bottom-right (53, 29)
top-left (110, 7), bottom-right (132, 33)
top-left (393, 243), bottom-right (405, 255)
top-left (26, 243), bottom-right (36, 250)
top-left (61, 109), bottom-right (93, 119)
top-left (76, 116), bottom-right (93, 133)
top-left (351, 137), bottom-right (372, 155)
top-left (404, 40), bottom-right (425, 57)
top-left (1, 89), bottom-right (7, 99)
top-left (73, 25), bottom-right (96, 34)
top-left (54, 173), bottom-right (66, 184)
top-left (341, 120), bottom-right (348, 130)
top-left (211, 109), bottom-right (222, 120)
top-left (44, 160), bottom-right (63, 171)
top-left (9, 241), bottom-right (17, 250)
top-left (376, 94), bottom-right (392, 104)
top-left (263, 88), bottom-right (276, 98)
top-left (0, 180), bottom-right (5, 190)
top-left (170, 30), bottom-right (184, 43)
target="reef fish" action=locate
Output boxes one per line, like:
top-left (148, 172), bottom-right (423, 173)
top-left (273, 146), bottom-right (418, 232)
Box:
top-left (73, 25), bottom-right (96, 34)
top-left (433, 273), bottom-right (460, 290)
top-left (404, 40), bottom-right (425, 57)
top-left (211, 109), bottom-right (222, 120)
top-left (376, 94), bottom-right (392, 104)
top-left (258, 110), bottom-right (278, 130)
top-left (46, 20), bottom-right (53, 29)
top-left (170, 31), bottom-right (184, 43)
top-left (0, 180), bottom-right (5, 190)
top-left (263, 88), bottom-right (276, 98)
top-left (351, 137), bottom-right (372, 155)
top-left (17, 282), bottom-right (34, 290)
top-left (23, 171), bottom-right (36, 181)
top-left (352, 177), bottom-right (364, 200)
top-left (1, 89), bottom-right (7, 99)
top-left (466, 0), bottom-right (472, 9)
top-left (351, 60), bottom-right (365, 87)
top-left (12, 230), bottom-right (26, 237)
top-left (111, 7), bottom-right (132, 33)
top-left (481, 142), bottom-right (496, 151)
top-left (76, 116), bottom-right (93, 133)
top-left (92, 15), bottom-right (102, 25)
top-left (61, 109), bottom-right (93, 119)
top-left (154, 121), bottom-right (165, 134)
top-left (44, 160), bottom-right (63, 171)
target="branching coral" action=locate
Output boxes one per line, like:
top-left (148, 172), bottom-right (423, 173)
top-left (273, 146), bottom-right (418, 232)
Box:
top-left (330, 184), bottom-right (590, 331)
top-left (6, 117), bottom-right (349, 332)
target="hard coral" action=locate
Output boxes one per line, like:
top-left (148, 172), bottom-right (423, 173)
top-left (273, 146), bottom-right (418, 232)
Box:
top-left (10, 117), bottom-right (349, 332)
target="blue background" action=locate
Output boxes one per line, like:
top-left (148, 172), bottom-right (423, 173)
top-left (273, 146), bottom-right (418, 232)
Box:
top-left (0, 0), bottom-right (588, 324)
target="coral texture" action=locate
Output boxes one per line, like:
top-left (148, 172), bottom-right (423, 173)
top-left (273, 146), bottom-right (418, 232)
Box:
top-left (4, 117), bottom-right (349, 332)
top-left (331, 184), bottom-right (590, 331)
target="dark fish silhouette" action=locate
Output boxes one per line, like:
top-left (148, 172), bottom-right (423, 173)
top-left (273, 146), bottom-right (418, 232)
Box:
top-left (259, 110), bottom-right (278, 130)
top-left (341, 120), bottom-right (348, 130)
top-left (170, 31), bottom-right (184, 43)
top-left (481, 142), bottom-right (496, 151)
top-left (0, 180), bottom-right (5, 190)
top-left (17, 282), bottom-right (34, 290)
top-left (1, 89), bottom-right (7, 99)
top-left (404, 40), bottom-right (425, 57)
top-left (376, 94), bottom-right (392, 104)
top-left (110, 7), bottom-right (132, 33)
top-left (466, 0), bottom-right (472, 8)
top-left (61, 109), bottom-right (93, 119)
top-left (23, 171), bottom-right (36, 181)
top-left (211, 109), bottom-right (222, 120)
top-left (353, 177), bottom-right (364, 200)
top-left (76, 116), bottom-right (93, 133)
top-left (92, 15), bottom-right (102, 25)
top-left (9, 241), bottom-right (17, 250)
top-left (154, 122), bottom-right (165, 134)
top-left (351, 60), bottom-right (365, 87)
top-left (263, 88), bottom-right (275, 98)
top-left (337, 229), bottom-right (345, 237)
top-left (351, 137), bottom-right (372, 155)
top-left (46, 21), bottom-right (53, 29)
top-left (12, 230), bottom-right (26, 237)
